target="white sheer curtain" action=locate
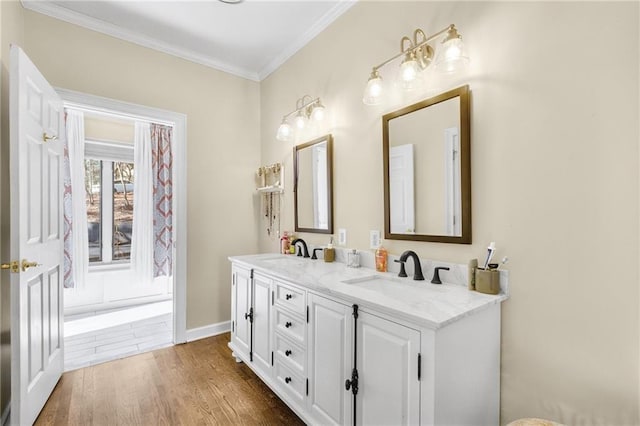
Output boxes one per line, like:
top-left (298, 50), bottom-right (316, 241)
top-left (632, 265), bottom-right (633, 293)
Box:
top-left (131, 121), bottom-right (153, 286)
top-left (65, 109), bottom-right (89, 288)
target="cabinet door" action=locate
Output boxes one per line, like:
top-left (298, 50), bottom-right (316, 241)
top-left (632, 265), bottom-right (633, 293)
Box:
top-left (357, 311), bottom-right (420, 426)
top-left (307, 294), bottom-right (353, 426)
top-left (231, 266), bottom-right (252, 359)
top-left (252, 273), bottom-right (272, 374)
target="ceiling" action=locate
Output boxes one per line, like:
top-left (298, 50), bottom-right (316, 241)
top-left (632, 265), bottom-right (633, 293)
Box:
top-left (21, 0), bottom-right (356, 81)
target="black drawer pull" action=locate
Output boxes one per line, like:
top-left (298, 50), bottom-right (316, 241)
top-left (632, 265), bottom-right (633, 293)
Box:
top-left (285, 350), bottom-right (292, 356)
top-left (285, 377), bottom-right (292, 384)
top-left (286, 294), bottom-right (292, 300)
top-left (285, 321), bottom-right (292, 328)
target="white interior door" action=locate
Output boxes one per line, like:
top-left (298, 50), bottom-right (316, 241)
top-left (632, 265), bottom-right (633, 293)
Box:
top-left (389, 144), bottom-right (415, 233)
top-left (443, 127), bottom-right (461, 236)
top-left (9, 45), bottom-right (64, 425)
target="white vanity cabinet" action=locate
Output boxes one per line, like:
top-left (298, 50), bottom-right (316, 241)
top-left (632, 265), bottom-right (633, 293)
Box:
top-left (271, 279), bottom-right (308, 409)
top-left (307, 294), bottom-right (421, 426)
top-left (307, 294), bottom-right (353, 425)
top-left (230, 266), bottom-right (273, 378)
top-left (356, 309), bottom-right (421, 425)
top-left (228, 257), bottom-right (503, 426)
top-left (252, 272), bottom-right (272, 376)
top-left (230, 264), bottom-right (252, 360)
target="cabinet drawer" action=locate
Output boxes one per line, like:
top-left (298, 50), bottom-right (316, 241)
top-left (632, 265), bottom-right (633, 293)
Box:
top-left (274, 308), bottom-right (305, 345)
top-left (274, 281), bottom-right (306, 315)
top-left (275, 358), bottom-right (306, 404)
top-left (274, 332), bottom-right (306, 375)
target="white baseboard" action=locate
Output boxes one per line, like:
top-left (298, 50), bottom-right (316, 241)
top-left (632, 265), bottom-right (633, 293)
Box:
top-left (185, 321), bottom-right (231, 342)
top-left (2, 401), bottom-right (10, 426)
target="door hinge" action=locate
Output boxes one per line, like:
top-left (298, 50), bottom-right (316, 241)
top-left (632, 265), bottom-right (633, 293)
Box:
top-left (271, 351), bottom-right (274, 366)
top-left (250, 269), bottom-right (254, 279)
top-left (306, 378), bottom-right (309, 396)
top-left (418, 353), bottom-right (422, 381)
top-left (232, 321), bottom-right (234, 333)
top-left (306, 305), bottom-right (309, 323)
top-left (272, 290), bottom-right (274, 306)
top-left (232, 274), bottom-right (235, 286)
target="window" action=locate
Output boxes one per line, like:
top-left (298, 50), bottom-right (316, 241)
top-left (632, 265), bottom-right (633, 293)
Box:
top-left (85, 159), bottom-right (103, 262)
top-left (84, 140), bottom-right (135, 265)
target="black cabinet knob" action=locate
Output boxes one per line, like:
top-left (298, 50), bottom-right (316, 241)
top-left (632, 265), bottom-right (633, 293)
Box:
top-left (286, 294), bottom-right (292, 300)
top-left (285, 350), bottom-right (292, 357)
top-left (285, 321), bottom-right (292, 328)
top-left (285, 377), bottom-right (292, 384)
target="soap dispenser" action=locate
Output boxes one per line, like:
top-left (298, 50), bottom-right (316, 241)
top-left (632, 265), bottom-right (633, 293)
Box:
top-left (324, 237), bottom-right (335, 263)
top-left (375, 241), bottom-right (388, 272)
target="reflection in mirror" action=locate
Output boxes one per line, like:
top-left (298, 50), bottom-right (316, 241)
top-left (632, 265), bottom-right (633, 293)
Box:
top-left (294, 134), bottom-right (333, 234)
top-left (383, 85), bottom-right (470, 244)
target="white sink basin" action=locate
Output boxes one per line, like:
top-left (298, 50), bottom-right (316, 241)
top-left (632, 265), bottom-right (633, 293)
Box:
top-left (342, 275), bottom-right (446, 303)
top-left (261, 255), bottom-right (311, 268)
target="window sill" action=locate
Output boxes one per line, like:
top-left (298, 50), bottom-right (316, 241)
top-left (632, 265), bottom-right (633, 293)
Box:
top-left (89, 262), bottom-right (131, 273)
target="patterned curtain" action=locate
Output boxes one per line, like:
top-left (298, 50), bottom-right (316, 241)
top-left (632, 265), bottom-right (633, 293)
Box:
top-left (151, 124), bottom-right (173, 277)
top-left (63, 109), bottom-right (89, 289)
top-left (63, 118), bottom-right (74, 288)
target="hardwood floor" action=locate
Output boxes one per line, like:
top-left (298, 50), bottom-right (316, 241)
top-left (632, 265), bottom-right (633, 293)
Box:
top-left (36, 333), bottom-right (304, 425)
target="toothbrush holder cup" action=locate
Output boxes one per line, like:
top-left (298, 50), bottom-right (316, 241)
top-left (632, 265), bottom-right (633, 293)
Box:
top-left (475, 269), bottom-right (500, 295)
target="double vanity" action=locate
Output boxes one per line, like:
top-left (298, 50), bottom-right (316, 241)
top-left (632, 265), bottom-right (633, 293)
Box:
top-left (228, 253), bottom-right (507, 425)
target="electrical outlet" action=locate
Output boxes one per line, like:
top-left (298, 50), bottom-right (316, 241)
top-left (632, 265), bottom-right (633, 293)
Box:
top-left (338, 229), bottom-right (347, 246)
top-left (370, 230), bottom-right (381, 249)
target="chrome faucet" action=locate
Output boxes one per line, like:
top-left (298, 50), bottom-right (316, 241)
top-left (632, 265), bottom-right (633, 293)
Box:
top-left (394, 250), bottom-right (424, 281)
top-left (291, 238), bottom-right (310, 258)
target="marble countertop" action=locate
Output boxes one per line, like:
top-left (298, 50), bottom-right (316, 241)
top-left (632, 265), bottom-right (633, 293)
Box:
top-left (229, 253), bottom-right (509, 330)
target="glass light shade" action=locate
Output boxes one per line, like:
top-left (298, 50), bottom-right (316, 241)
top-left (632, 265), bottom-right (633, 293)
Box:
top-left (400, 54), bottom-right (419, 83)
top-left (311, 103), bottom-right (325, 121)
top-left (436, 37), bottom-right (469, 74)
top-left (363, 72), bottom-right (383, 105)
top-left (396, 53), bottom-right (424, 92)
top-left (276, 121), bottom-right (292, 141)
top-left (294, 111), bottom-right (308, 129)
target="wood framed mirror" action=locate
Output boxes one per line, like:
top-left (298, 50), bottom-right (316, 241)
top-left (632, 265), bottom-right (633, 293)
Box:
top-left (294, 134), bottom-right (333, 234)
top-left (383, 85), bottom-right (471, 243)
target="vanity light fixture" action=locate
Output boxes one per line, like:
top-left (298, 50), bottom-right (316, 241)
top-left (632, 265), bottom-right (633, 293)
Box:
top-left (276, 95), bottom-right (326, 141)
top-left (362, 24), bottom-right (469, 105)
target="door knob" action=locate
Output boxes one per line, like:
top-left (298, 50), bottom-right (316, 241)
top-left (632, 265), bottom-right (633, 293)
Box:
top-left (0, 261), bottom-right (19, 273)
top-left (21, 259), bottom-right (41, 272)
top-left (42, 132), bottom-right (58, 143)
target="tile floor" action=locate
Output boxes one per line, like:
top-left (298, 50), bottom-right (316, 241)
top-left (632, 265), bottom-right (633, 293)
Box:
top-left (64, 301), bottom-right (173, 371)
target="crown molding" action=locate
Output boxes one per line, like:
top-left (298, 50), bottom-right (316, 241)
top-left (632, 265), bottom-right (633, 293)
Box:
top-left (21, 0), bottom-right (261, 81)
top-left (257, 0), bottom-right (357, 81)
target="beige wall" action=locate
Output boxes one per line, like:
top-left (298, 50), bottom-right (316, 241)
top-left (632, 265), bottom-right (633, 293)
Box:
top-left (260, 1), bottom-right (639, 424)
top-left (0, 0), bottom-right (25, 414)
top-left (84, 115), bottom-right (134, 143)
